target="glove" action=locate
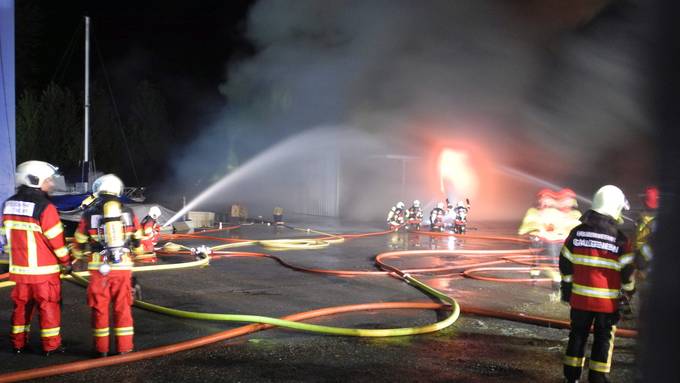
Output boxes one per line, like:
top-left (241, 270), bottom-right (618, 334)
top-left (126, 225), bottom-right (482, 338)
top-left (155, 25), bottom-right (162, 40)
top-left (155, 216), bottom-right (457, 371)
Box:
top-left (619, 291), bottom-right (634, 318)
top-left (621, 288), bottom-right (635, 300)
top-left (61, 264), bottom-right (73, 275)
top-left (133, 246), bottom-right (145, 256)
top-left (560, 282), bottom-right (572, 303)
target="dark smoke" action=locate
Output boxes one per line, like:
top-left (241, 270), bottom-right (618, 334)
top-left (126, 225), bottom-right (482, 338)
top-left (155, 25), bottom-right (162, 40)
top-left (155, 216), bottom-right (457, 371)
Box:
top-left (169, 0), bottom-right (653, 222)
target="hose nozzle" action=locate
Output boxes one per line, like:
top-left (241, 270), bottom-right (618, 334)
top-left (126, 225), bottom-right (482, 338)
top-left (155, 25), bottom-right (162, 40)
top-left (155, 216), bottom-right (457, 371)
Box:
top-left (191, 245), bottom-right (212, 259)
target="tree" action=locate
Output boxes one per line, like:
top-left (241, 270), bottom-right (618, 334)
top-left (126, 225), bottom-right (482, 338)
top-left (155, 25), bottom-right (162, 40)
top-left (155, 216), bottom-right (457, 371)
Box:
top-left (16, 89), bottom-right (42, 162)
top-left (38, 83), bottom-right (81, 167)
top-left (15, 83), bottom-right (81, 169)
top-left (126, 80), bottom-right (172, 183)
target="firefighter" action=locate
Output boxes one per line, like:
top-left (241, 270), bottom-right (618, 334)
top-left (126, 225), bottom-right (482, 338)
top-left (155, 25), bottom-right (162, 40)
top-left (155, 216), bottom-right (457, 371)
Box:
top-left (453, 199), bottom-right (470, 234)
top-left (430, 202), bottom-right (446, 231)
top-left (406, 200), bottom-right (424, 230)
top-left (72, 174), bottom-right (143, 357)
top-left (139, 206), bottom-right (162, 263)
top-left (2, 161), bottom-right (72, 355)
top-left (386, 201), bottom-right (406, 229)
top-left (560, 185), bottom-right (635, 383)
top-left (634, 186), bottom-right (658, 274)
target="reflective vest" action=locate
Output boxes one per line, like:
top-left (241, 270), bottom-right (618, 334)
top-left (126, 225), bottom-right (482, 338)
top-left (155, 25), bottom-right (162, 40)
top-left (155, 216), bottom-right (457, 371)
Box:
top-left (73, 195), bottom-right (143, 271)
top-left (1, 187), bottom-right (71, 283)
top-left (559, 211), bottom-right (635, 313)
top-left (141, 216), bottom-right (160, 243)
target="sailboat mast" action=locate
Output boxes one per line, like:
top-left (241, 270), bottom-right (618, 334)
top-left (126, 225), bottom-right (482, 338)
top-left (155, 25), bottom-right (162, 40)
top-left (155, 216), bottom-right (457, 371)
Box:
top-left (83, 15), bottom-right (91, 188)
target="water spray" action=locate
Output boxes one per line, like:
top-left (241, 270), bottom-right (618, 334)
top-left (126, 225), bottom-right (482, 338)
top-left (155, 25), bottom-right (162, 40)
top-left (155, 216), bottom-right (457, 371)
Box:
top-left (496, 165), bottom-right (634, 222)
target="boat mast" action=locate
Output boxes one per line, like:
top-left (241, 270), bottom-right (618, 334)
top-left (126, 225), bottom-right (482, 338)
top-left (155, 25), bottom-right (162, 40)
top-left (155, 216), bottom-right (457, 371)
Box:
top-left (82, 15), bottom-right (91, 189)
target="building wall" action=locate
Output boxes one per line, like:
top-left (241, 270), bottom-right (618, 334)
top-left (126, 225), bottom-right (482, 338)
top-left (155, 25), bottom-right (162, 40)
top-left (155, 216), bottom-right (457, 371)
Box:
top-left (0, 0), bottom-right (15, 202)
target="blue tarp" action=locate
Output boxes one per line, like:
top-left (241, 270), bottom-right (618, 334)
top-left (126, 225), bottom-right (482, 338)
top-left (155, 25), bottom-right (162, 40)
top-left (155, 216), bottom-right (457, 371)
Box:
top-left (0, 0), bottom-right (15, 204)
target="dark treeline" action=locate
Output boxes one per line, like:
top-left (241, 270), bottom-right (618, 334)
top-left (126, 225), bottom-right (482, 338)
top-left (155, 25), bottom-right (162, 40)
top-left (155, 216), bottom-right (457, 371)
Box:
top-left (16, 80), bottom-right (172, 186)
top-left (14, 0), bottom-right (254, 191)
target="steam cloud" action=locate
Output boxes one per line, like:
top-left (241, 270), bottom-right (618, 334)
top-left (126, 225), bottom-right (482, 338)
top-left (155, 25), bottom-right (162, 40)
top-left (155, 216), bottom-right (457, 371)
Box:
top-left (168, 0), bottom-right (653, 223)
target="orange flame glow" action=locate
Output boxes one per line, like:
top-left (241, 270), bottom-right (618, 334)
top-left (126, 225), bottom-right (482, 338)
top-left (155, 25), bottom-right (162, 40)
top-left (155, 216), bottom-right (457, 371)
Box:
top-left (439, 148), bottom-right (478, 199)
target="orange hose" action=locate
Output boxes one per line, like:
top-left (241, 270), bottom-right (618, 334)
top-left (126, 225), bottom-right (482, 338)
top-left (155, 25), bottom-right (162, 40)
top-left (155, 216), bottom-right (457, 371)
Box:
top-left (0, 302), bottom-right (447, 382)
top-left (0, 228), bottom-right (636, 381)
top-left (413, 231), bottom-right (533, 244)
top-left (461, 305), bottom-right (637, 338)
top-left (463, 266), bottom-right (555, 283)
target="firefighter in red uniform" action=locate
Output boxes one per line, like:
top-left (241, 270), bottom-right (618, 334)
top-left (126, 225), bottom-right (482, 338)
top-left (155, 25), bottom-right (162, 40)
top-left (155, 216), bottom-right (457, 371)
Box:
top-left (72, 174), bottom-right (143, 357)
top-left (1, 161), bottom-right (72, 355)
top-left (139, 206), bottom-right (162, 263)
top-left (559, 185), bottom-right (635, 383)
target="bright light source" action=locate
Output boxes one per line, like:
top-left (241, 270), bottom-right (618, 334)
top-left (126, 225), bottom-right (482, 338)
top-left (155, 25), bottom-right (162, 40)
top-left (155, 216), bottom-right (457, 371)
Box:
top-left (439, 148), bottom-right (478, 199)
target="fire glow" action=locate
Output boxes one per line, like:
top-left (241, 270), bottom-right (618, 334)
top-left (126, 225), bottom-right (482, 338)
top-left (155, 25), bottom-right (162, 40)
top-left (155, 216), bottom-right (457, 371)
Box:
top-left (438, 148), bottom-right (478, 200)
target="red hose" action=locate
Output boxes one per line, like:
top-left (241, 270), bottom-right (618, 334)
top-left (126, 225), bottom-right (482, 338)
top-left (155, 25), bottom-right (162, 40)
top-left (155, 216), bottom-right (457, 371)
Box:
top-left (0, 302), bottom-right (447, 382)
top-left (0, 228), bottom-right (637, 381)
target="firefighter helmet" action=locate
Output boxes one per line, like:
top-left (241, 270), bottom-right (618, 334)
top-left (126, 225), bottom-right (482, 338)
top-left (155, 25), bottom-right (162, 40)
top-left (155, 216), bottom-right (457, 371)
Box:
top-left (93, 174), bottom-right (124, 197)
top-left (644, 186), bottom-right (659, 210)
top-left (456, 201), bottom-right (466, 208)
top-left (396, 201), bottom-right (405, 209)
top-left (15, 161), bottom-right (58, 188)
top-left (413, 200), bottom-right (421, 208)
top-left (437, 202), bottom-right (445, 209)
top-left (149, 206), bottom-right (162, 220)
top-left (592, 185), bottom-right (629, 224)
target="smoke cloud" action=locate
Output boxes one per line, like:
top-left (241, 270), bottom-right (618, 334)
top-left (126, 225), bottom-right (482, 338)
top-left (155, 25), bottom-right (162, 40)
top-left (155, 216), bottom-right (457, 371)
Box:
top-left (168, 0), bottom-right (653, 223)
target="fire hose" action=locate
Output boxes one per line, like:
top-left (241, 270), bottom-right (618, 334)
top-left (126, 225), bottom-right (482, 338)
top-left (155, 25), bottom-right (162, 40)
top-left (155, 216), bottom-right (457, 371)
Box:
top-left (0, 226), bottom-right (637, 382)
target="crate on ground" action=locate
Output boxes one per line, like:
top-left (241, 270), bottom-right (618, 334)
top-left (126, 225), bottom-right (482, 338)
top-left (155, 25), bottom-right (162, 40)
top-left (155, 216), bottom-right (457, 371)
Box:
top-left (229, 204), bottom-right (248, 222)
top-left (187, 211), bottom-right (215, 228)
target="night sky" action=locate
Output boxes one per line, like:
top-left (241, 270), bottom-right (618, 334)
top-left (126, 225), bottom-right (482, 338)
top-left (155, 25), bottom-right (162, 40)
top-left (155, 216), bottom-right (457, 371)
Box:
top-left (17, 0), bottom-right (254, 138)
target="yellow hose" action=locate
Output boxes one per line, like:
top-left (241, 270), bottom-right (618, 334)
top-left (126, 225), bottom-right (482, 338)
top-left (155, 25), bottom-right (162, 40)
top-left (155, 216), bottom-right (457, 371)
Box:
top-left (69, 271), bottom-right (458, 337)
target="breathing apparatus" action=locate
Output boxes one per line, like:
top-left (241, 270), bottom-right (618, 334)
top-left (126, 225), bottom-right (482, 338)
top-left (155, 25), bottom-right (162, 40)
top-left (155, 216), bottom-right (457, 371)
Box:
top-left (91, 175), bottom-right (128, 275)
top-left (96, 199), bottom-right (129, 275)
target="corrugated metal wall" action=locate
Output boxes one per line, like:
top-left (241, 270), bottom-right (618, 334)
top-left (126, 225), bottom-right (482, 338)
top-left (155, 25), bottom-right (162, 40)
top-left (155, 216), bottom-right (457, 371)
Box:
top-left (291, 153), bottom-right (339, 216)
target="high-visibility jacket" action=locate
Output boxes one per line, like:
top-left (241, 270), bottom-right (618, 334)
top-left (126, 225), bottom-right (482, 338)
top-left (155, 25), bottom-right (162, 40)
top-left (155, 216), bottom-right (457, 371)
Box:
top-left (634, 212), bottom-right (655, 270)
top-left (140, 215), bottom-right (160, 252)
top-left (559, 210), bottom-right (635, 313)
top-left (518, 207), bottom-right (582, 242)
top-left (407, 207), bottom-right (423, 221)
top-left (72, 194), bottom-right (143, 271)
top-left (1, 186), bottom-right (71, 283)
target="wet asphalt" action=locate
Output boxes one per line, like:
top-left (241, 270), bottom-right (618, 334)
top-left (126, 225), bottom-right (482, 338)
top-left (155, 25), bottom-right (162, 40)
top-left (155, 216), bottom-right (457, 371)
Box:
top-left (0, 217), bottom-right (638, 382)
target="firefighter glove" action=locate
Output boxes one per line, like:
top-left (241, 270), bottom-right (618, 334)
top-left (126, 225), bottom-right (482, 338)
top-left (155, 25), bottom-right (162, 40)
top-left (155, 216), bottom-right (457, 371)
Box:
top-left (560, 282), bottom-right (572, 303)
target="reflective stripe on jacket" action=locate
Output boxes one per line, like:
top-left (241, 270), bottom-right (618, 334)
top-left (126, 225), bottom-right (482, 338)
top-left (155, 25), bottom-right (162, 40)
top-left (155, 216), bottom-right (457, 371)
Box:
top-left (2, 187), bottom-right (71, 283)
top-left (559, 210), bottom-right (635, 313)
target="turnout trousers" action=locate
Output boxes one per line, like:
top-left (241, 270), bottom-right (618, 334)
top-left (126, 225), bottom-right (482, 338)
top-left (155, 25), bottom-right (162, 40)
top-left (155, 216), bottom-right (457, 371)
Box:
top-left (564, 308), bottom-right (619, 382)
top-left (87, 270), bottom-right (134, 353)
top-left (10, 280), bottom-right (62, 352)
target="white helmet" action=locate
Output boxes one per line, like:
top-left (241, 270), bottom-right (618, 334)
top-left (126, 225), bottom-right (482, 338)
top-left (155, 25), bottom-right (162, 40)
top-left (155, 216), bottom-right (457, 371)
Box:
top-left (592, 185), bottom-right (629, 224)
top-left (437, 202), bottom-right (445, 209)
top-left (92, 174), bottom-right (124, 197)
top-left (149, 206), bottom-right (162, 219)
top-left (413, 200), bottom-right (421, 208)
top-left (15, 161), bottom-right (58, 188)
top-left (456, 201), bottom-right (465, 208)
top-left (396, 201), bottom-right (405, 209)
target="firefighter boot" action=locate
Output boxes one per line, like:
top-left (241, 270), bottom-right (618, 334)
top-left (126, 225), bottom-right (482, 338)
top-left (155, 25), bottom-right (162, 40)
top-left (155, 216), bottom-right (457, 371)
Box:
top-left (43, 344), bottom-right (66, 356)
top-left (588, 371), bottom-right (611, 383)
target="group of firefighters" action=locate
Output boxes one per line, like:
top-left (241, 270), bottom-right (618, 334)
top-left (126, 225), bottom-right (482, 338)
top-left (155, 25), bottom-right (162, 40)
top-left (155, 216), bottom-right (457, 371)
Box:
top-left (0, 160), bottom-right (163, 357)
top-left (387, 198), bottom-right (471, 233)
top-left (385, 184), bottom-right (656, 383)
top-left (0, 159), bottom-right (660, 381)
